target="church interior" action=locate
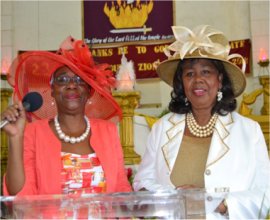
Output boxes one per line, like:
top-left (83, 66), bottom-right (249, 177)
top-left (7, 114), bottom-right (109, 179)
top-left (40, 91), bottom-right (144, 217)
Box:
top-left (0, 1), bottom-right (269, 218)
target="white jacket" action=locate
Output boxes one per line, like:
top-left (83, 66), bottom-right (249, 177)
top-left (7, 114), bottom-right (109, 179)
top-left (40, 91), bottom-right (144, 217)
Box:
top-left (133, 112), bottom-right (270, 218)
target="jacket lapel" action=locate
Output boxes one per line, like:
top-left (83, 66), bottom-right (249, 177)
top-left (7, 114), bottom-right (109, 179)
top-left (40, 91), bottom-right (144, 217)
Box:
top-left (161, 113), bottom-right (234, 170)
top-left (161, 114), bottom-right (185, 172)
top-left (206, 113), bottom-right (233, 167)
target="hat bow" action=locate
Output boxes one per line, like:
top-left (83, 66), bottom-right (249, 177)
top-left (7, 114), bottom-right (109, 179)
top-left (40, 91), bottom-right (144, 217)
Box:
top-left (164, 25), bottom-right (246, 73)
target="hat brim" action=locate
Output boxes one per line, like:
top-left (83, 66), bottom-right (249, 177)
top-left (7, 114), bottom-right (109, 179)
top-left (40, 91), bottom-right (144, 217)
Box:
top-left (156, 56), bottom-right (246, 97)
top-left (8, 51), bottom-right (122, 122)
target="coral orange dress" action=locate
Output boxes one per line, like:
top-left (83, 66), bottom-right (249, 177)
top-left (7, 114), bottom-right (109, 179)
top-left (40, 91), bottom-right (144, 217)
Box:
top-left (4, 118), bottom-right (131, 195)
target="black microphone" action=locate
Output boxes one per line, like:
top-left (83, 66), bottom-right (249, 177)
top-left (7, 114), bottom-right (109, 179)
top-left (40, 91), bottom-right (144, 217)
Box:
top-left (0, 92), bottom-right (43, 128)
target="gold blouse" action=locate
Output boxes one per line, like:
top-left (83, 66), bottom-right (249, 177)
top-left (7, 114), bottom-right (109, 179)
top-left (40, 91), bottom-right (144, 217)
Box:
top-left (170, 135), bottom-right (211, 188)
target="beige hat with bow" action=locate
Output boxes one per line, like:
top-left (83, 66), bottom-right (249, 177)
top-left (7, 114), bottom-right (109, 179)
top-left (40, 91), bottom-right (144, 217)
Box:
top-left (156, 25), bottom-right (246, 97)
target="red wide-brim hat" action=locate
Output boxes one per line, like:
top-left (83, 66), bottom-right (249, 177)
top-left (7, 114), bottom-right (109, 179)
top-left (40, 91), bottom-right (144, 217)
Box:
top-left (7, 36), bottom-right (122, 122)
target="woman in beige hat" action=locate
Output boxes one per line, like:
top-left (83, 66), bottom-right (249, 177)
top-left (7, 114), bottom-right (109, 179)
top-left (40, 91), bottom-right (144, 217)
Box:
top-left (1, 36), bottom-right (131, 196)
top-left (133, 25), bottom-right (270, 218)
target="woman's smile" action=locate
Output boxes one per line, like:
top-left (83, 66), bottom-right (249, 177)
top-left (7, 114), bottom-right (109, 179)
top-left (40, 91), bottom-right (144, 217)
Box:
top-left (64, 93), bottom-right (81, 100)
top-left (192, 88), bottom-right (206, 96)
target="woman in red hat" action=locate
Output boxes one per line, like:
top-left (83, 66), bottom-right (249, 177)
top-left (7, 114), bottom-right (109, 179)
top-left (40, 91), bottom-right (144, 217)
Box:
top-left (1, 36), bottom-right (131, 195)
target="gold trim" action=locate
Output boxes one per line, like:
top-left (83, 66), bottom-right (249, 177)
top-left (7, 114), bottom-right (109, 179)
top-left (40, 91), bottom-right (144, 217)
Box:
top-left (206, 116), bottom-right (231, 168)
top-left (160, 114), bottom-right (185, 171)
top-left (162, 128), bottom-right (183, 172)
top-left (167, 114), bottom-right (185, 138)
top-left (90, 39), bottom-right (174, 48)
top-left (226, 112), bottom-right (234, 126)
top-left (162, 145), bottom-right (171, 172)
top-left (206, 132), bottom-right (229, 168)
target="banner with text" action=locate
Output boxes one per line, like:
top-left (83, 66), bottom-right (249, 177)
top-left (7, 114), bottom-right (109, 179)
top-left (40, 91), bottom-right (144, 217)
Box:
top-left (91, 39), bottom-right (251, 79)
top-left (229, 39), bottom-right (251, 74)
top-left (92, 42), bottom-right (171, 79)
top-left (83, 1), bottom-right (174, 45)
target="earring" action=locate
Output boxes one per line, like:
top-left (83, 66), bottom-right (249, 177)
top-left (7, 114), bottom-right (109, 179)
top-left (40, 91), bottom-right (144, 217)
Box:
top-left (217, 90), bottom-right (223, 102)
top-left (184, 97), bottom-right (189, 106)
top-left (88, 99), bottom-right (92, 105)
top-left (51, 100), bottom-right (55, 106)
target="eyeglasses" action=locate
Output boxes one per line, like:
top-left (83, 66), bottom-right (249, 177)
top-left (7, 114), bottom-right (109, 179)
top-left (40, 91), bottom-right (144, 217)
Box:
top-left (53, 75), bottom-right (87, 86)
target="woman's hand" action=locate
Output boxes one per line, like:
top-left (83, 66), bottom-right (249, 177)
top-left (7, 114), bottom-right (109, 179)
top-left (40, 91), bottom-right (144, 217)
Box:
top-left (216, 200), bottom-right (228, 215)
top-left (1, 102), bottom-right (26, 137)
top-left (3, 102), bottom-right (27, 195)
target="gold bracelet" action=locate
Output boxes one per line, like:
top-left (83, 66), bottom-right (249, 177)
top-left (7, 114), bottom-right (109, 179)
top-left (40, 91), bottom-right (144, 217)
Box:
top-left (222, 199), bottom-right (229, 217)
top-left (223, 199), bottom-right (228, 208)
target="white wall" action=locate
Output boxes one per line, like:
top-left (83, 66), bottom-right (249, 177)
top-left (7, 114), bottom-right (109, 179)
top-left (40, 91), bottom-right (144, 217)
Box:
top-left (1, 0), bottom-right (269, 116)
top-left (12, 1), bottom-right (82, 50)
top-left (1, 1), bottom-right (13, 88)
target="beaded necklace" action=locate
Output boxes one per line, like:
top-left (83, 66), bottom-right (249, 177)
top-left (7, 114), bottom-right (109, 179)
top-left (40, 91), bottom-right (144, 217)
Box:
top-left (54, 115), bottom-right (90, 144)
top-left (186, 112), bottom-right (218, 138)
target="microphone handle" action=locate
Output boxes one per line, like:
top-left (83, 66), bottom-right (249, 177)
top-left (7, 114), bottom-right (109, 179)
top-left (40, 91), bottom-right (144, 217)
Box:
top-left (0, 101), bottom-right (32, 129)
top-left (23, 102), bottom-right (30, 111)
top-left (0, 102), bottom-right (30, 129)
top-left (0, 120), bottom-right (9, 129)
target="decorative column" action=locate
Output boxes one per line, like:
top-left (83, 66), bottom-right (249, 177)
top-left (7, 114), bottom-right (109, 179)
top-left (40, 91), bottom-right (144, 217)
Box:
top-left (113, 91), bottom-right (141, 165)
top-left (1, 88), bottom-right (13, 192)
top-left (257, 55), bottom-right (270, 155)
top-left (259, 76), bottom-right (269, 115)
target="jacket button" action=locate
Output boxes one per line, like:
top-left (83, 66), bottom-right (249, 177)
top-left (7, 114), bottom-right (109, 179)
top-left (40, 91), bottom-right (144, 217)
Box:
top-left (205, 169), bottom-right (211, 175)
top-left (207, 196), bottom-right (213, 201)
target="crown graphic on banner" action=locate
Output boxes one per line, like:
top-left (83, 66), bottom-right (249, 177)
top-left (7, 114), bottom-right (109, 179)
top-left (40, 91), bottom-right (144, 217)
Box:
top-left (103, 0), bottom-right (153, 29)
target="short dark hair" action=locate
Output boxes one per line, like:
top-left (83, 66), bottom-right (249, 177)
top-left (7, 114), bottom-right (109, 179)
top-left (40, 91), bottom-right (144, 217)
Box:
top-left (168, 58), bottom-right (236, 116)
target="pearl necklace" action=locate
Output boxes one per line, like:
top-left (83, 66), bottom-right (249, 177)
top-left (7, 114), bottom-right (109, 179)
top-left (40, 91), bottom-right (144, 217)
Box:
top-left (54, 115), bottom-right (90, 144)
top-left (186, 112), bottom-right (218, 138)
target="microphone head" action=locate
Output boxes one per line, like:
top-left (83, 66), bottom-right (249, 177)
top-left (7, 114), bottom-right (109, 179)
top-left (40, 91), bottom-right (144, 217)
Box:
top-left (22, 92), bottom-right (43, 112)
